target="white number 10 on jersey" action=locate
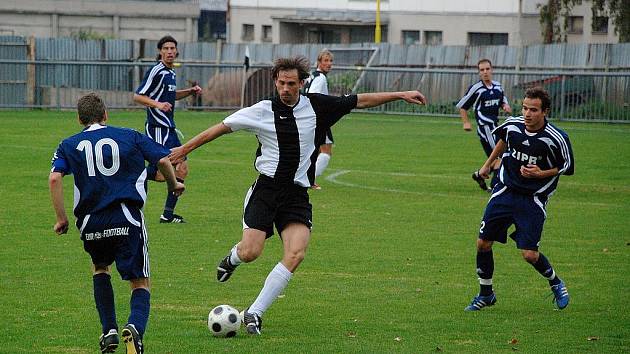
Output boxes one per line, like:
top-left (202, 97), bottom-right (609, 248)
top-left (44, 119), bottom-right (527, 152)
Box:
top-left (76, 138), bottom-right (120, 176)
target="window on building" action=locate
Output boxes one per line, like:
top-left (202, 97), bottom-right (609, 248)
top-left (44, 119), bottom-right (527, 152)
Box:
top-left (262, 25), bottom-right (272, 42)
top-left (567, 16), bottom-right (584, 34)
top-left (401, 30), bottom-right (420, 45)
top-left (592, 16), bottom-right (608, 34)
top-left (242, 24), bottom-right (254, 41)
top-left (468, 32), bottom-right (508, 46)
top-left (198, 10), bottom-right (226, 42)
top-left (424, 31), bottom-right (442, 45)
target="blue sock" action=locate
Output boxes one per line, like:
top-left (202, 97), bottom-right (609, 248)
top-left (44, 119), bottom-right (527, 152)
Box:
top-left (476, 249), bottom-right (494, 296)
top-left (532, 253), bottom-right (561, 286)
top-left (128, 288), bottom-right (151, 337)
top-left (93, 273), bottom-right (117, 334)
top-left (162, 179), bottom-right (183, 218)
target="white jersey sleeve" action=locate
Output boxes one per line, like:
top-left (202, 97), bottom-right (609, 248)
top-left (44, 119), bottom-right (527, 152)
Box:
top-left (223, 102), bottom-right (264, 133)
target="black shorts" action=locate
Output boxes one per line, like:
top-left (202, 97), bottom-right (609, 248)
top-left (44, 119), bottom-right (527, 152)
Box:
top-left (80, 203), bottom-right (149, 280)
top-left (242, 174), bottom-right (313, 238)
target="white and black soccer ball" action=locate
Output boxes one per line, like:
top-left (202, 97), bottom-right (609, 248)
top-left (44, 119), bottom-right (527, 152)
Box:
top-left (207, 305), bottom-right (241, 337)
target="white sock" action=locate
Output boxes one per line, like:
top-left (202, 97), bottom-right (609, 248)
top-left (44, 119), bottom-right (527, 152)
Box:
top-left (229, 243), bottom-right (242, 265)
top-left (315, 153), bottom-right (331, 177)
top-left (248, 262), bottom-right (292, 316)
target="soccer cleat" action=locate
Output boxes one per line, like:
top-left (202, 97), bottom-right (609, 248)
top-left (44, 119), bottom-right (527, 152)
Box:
top-left (243, 310), bottom-right (263, 335)
top-left (159, 214), bottom-right (186, 223)
top-left (550, 280), bottom-right (570, 310)
top-left (311, 183), bottom-right (322, 190)
top-left (472, 171), bottom-right (491, 192)
top-left (464, 293), bottom-right (497, 311)
top-left (99, 329), bottom-right (119, 353)
top-left (217, 254), bottom-right (238, 282)
top-left (121, 324), bottom-right (143, 354)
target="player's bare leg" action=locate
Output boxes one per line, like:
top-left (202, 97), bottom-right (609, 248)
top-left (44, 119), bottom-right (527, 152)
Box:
top-left (217, 228), bottom-right (266, 282)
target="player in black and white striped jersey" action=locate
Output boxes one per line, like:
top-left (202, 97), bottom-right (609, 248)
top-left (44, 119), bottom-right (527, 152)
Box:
top-left (169, 56), bottom-right (426, 335)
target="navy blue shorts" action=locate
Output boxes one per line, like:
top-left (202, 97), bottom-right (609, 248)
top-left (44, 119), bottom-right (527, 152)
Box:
top-left (477, 123), bottom-right (498, 157)
top-left (479, 183), bottom-right (548, 250)
top-left (80, 203), bottom-right (150, 280)
top-left (242, 175), bottom-right (312, 238)
top-left (145, 124), bottom-right (183, 180)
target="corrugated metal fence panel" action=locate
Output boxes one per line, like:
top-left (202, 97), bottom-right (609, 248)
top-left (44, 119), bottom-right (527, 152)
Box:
top-left (105, 40), bottom-right (134, 60)
top-left (588, 44), bottom-right (609, 68)
top-left (0, 36), bottom-right (27, 105)
top-left (467, 46), bottom-right (519, 68)
top-left (563, 43), bottom-right (589, 67)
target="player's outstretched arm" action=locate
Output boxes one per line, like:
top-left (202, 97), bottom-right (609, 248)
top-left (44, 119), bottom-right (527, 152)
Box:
top-left (355, 90), bottom-right (426, 109)
top-left (176, 85), bottom-right (202, 100)
top-left (169, 122), bottom-right (233, 164)
top-left (479, 139), bottom-right (506, 179)
top-left (157, 157), bottom-right (186, 196)
top-left (48, 171), bottom-right (69, 235)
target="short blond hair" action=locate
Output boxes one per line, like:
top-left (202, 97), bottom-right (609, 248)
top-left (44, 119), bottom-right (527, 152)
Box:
top-left (317, 49), bottom-right (334, 64)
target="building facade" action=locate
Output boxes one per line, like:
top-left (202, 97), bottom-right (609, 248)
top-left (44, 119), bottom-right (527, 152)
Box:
top-left (0, 0), bottom-right (199, 41)
top-left (227, 0), bottom-right (621, 45)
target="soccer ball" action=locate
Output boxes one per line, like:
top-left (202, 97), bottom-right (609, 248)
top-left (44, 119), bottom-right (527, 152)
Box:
top-left (207, 305), bottom-right (241, 337)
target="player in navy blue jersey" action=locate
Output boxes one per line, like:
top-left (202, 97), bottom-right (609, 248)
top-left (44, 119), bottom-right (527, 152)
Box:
top-left (49, 93), bottom-right (185, 353)
top-left (456, 59), bottom-right (512, 191)
top-left (464, 87), bottom-right (573, 312)
top-left (133, 35), bottom-right (201, 224)
top-left (169, 56), bottom-right (426, 335)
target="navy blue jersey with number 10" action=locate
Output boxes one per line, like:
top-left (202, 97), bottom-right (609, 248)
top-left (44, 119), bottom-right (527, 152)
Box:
top-left (51, 124), bottom-right (171, 219)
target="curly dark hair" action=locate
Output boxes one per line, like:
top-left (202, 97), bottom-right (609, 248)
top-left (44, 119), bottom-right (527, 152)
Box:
top-left (525, 87), bottom-right (551, 112)
top-left (271, 56), bottom-right (311, 81)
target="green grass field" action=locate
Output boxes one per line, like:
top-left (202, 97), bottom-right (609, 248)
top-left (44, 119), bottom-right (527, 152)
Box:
top-left (0, 110), bottom-right (628, 353)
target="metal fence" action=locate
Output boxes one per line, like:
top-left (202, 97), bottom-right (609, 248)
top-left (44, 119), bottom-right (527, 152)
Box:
top-left (0, 59), bottom-right (628, 122)
top-left (0, 36), bottom-right (629, 121)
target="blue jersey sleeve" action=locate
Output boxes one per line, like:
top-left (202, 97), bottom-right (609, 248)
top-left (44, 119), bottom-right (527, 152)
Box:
top-left (135, 64), bottom-right (160, 96)
top-left (134, 130), bottom-right (171, 164)
top-left (456, 84), bottom-right (478, 110)
top-left (554, 130), bottom-right (575, 176)
top-left (50, 143), bottom-right (71, 175)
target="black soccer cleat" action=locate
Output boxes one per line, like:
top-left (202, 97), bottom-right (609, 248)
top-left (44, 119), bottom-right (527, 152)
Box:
top-left (472, 171), bottom-right (491, 192)
top-left (159, 214), bottom-right (186, 223)
top-left (217, 255), bottom-right (238, 282)
top-left (121, 324), bottom-right (144, 354)
top-left (243, 310), bottom-right (263, 335)
top-left (99, 329), bottom-right (119, 353)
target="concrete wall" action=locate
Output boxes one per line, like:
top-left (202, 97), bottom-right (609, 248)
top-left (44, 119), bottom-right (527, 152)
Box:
top-left (0, 0), bottom-right (199, 41)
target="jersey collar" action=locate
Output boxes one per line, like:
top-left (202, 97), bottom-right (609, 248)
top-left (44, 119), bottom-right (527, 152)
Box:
top-left (84, 123), bottom-right (107, 132)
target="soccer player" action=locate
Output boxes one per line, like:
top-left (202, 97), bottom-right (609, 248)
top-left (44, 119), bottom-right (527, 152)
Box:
top-left (456, 58), bottom-right (512, 191)
top-left (464, 87), bottom-right (574, 312)
top-left (133, 35), bottom-right (201, 223)
top-left (49, 93), bottom-right (185, 353)
top-left (304, 49), bottom-right (334, 189)
top-left (169, 56), bottom-right (426, 335)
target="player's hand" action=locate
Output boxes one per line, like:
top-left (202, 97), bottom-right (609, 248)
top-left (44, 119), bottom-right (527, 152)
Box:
top-left (170, 181), bottom-right (186, 197)
top-left (502, 103), bottom-right (512, 114)
top-left (54, 218), bottom-right (69, 235)
top-left (520, 164), bottom-right (542, 178)
top-left (169, 146), bottom-right (187, 165)
top-left (402, 91), bottom-right (427, 105)
top-left (478, 166), bottom-right (491, 179)
top-left (189, 85), bottom-right (202, 96)
top-left (156, 102), bottom-right (173, 112)
top-left (463, 121), bottom-right (472, 131)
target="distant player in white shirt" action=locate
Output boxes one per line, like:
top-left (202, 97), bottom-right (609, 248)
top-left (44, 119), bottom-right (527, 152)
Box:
top-left (304, 49), bottom-right (334, 189)
top-left (170, 56), bottom-right (426, 335)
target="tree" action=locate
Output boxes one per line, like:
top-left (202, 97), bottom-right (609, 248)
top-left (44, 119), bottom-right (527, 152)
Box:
top-left (539, 0), bottom-right (629, 43)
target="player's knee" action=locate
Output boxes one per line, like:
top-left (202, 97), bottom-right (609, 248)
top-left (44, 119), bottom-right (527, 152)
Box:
top-left (521, 250), bottom-right (539, 264)
top-left (476, 239), bottom-right (493, 252)
top-left (284, 249), bottom-right (306, 268)
top-left (129, 277), bottom-right (151, 291)
top-left (93, 263), bottom-right (111, 274)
